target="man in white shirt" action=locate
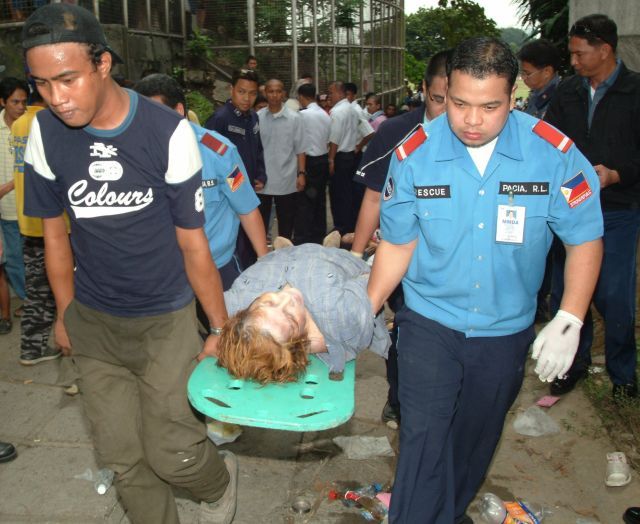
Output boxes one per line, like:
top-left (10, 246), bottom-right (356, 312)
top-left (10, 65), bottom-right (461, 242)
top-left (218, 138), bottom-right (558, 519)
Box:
top-left (296, 83), bottom-right (331, 243)
top-left (328, 81), bottom-right (369, 235)
top-left (257, 79), bottom-right (306, 241)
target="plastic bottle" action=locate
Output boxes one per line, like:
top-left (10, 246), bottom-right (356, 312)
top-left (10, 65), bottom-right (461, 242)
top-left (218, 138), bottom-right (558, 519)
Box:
top-left (479, 493), bottom-right (508, 523)
top-left (479, 492), bottom-right (548, 524)
top-left (94, 468), bottom-right (114, 495)
top-left (329, 490), bottom-right (387, 520)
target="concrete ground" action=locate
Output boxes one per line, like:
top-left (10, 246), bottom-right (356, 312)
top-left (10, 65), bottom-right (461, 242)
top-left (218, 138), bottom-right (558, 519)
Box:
top-left (0, 305), bottom-right (637, 523)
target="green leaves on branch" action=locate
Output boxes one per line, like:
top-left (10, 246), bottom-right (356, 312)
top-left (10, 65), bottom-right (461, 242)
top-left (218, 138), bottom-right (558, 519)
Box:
top-left (406, 0), bottom-right (500, 63)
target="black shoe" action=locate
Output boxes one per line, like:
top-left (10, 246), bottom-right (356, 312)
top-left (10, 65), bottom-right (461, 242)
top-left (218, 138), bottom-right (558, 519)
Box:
top-left (549, 367), bottom-right (588, 396)
top-left (613, 382), bottom-right (638, 403)
top-left (455, 514), bottom-right (474, 524)
top-left (381, 401), bottom-right (400, 429)
top-left (624, 507), bottom-right (640, 524)
top-left (0, 442), bottom-right (17, 463)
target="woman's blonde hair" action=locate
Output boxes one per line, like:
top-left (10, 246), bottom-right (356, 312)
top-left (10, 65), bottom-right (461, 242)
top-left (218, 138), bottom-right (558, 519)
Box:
top-left (216, 306), bottom-right (310, 384)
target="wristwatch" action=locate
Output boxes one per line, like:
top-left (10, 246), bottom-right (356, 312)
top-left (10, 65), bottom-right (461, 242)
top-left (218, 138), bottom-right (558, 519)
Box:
top-left (209, 326), bottom-right (224, 336)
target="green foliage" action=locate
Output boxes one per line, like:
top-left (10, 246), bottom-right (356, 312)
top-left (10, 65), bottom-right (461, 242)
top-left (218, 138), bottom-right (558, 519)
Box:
top-left (335, 0), bottom-right (363, 29)
top-left (187, 28), bottom-right (214, 61)
top-left (406, 0), bottom-right (500, 63)
top-left (501, 27), bottom-right (530, 51)
top-left (405, 51), bottom-right (426, 87)
top-left (186, 91), bottom-right (214, 124)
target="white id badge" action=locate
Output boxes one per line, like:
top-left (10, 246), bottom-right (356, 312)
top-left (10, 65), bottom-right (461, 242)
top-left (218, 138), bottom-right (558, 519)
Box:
top-left (496, 205), bottom-right (525, 244)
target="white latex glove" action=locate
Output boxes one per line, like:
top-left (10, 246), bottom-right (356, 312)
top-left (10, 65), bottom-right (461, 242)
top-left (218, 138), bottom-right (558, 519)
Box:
top-left (531, 310), bottom-right (583, 382)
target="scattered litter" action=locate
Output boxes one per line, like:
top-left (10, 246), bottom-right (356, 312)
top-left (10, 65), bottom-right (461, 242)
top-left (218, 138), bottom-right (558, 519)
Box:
top-left (513, 406), bottom-right (561, 437)
top-left (605, 451), bottom-right (631, 487)
top-left (332, 435), bottom-right (394, 460)
top-left (206, 419), bottom-right (242, 445)
top-left (73, 468), bottom-right (94, 481)
top-left (23, 379), bottom-right (33, 385)
top-left (64, 383), bottom-right (79, 396)
top-left (329, 484), bottom-right (388, 521)
top-left (479, 492), bottom-right (551, 523)
top-left (376, 492), bottom-right (391, 508)
top-left (94, 468), bottom-right (114, 494)
top-left (291, 497), bottom-right (311, 514)
top-left (588, 366), bottom-right (604, 375)
top-left (535, 395), bottom-right (561, 408)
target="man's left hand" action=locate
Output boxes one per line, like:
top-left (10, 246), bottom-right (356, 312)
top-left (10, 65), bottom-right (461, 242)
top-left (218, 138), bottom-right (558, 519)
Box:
top-left (296, 174), bottom-right (306, 192)
top-left (197, 334), bottom-right (220, 361)
top-left (594, 164), bottom-right (620, 189)
top-left (531, 310), bottom-right (582, 382)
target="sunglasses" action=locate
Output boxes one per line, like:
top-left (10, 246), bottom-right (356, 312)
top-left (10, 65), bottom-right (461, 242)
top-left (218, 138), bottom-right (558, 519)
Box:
top-left (570, 23), bottom-right (614, 47)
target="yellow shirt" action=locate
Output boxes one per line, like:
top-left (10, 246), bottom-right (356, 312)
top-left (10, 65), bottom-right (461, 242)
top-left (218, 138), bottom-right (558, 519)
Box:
top-left (11, 106), bottom-right (70, 237)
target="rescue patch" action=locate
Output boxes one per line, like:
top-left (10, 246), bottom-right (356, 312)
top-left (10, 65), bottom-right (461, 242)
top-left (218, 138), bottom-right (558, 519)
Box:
top-left (200, 133), bottom-right (229, 155)
top-left (227, 167), bottom-right (245, 192)
top-left (395, 125), bottom-right (428, 161)
top-left (383, 177), bottom-right (394, 201)
top-left (561, 171), bottom-right (592, 208)
top-left (202, 179), bottom-right (218, 188)
top-left (532, 120), bottom-right (573, 153)
top-left (414, 185), bottom-right (450, 198)
top-left (499, 182), bottom-right (549, 195)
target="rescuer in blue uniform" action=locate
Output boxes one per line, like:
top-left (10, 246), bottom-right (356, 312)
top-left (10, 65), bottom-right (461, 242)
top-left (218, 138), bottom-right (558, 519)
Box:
top-left (367, 37), bottom-right (604, 523)
top-left (134, 74), bottom-right (268, 291)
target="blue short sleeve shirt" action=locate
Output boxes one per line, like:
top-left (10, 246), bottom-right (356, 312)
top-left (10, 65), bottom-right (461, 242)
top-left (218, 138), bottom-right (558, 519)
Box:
top-left (191, 124), bottom-right (260, 266)
top-left (381, 110), bottom-right (603, 336)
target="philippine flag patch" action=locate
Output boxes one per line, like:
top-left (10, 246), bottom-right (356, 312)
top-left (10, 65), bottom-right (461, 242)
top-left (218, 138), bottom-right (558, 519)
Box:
top-left (561, 171), bottom-right (592, 208)
top-left (383, 177), bottom-right (394, 201)
top-left (226, 167), bottom-right (244, 192)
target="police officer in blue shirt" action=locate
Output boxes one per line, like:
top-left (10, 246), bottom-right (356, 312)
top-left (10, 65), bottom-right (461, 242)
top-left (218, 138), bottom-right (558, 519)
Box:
top-left (367, 37), bottom-right (604, 524)
top-left (134, 74), bottom-right (269, 293)
top-left (205, 69), bottom-right (267, 269)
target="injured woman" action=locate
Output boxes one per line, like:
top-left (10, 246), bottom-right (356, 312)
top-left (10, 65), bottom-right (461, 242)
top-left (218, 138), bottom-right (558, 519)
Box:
top-left (217, 243), bottom-right (390, 383)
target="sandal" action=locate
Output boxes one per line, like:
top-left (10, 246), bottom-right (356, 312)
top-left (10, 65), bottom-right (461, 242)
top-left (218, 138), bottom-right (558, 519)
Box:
top-left (605, 451), bottom-right (631, 487)
top-left (13, 306), bottom-right (23, 318)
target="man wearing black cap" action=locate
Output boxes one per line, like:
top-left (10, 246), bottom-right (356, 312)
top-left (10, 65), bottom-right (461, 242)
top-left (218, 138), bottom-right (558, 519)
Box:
top-left (544, 14), bottom-right (640, 401)
top-left (21, 4), bottom-right (237, 523)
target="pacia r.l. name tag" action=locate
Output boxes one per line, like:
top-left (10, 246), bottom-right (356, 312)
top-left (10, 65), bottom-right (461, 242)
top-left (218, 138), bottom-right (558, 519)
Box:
top-left (499, 182), bottom-right (549, 195)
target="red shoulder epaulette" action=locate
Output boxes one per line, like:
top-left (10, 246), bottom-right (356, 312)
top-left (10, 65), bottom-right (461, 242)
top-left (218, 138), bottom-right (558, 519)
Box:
top-left (395, 125), bottom-right (428, 161)
top-left (200, 133), bottom-right (229, 156)
top-left (532, 120), bottom-right (573, 153)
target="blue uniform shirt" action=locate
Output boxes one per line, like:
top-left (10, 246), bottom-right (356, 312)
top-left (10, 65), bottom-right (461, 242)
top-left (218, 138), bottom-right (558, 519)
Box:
top-left (381, 110), bottom-right (603, 336)
top-left (204, 100), bottom-right (267, 186)
top-left (191, 124), bottom-right (260, 267)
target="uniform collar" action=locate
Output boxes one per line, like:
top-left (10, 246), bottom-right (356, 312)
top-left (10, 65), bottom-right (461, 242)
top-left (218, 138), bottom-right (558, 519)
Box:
top-left (436, 112), bottom-right (523, 163)
top-left (226, 99), bottom-right (250, 118)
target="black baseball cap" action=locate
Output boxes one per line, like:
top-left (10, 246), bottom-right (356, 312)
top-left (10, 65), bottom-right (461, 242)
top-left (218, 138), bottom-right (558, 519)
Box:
top-left (21, 3), bottom-right (123, 64)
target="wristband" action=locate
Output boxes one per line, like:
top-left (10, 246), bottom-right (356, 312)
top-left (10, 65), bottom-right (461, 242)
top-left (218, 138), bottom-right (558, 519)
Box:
top-left (209, 326), bottom-right (224, 336)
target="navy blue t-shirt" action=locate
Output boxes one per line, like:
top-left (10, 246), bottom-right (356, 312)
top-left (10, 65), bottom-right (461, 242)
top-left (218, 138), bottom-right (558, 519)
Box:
top-left (354, 106), bottom-right (425, 192)
top-left (24, 90), bottom-right (204, 317)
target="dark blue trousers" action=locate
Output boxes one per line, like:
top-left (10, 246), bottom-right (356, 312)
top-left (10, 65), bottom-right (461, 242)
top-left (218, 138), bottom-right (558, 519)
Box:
top-left (390, 308), bottom-right (533, 523)
top-left (550, 209), bottom-right (640, 385)
top-left (329, 151), bottom-right (358, 235)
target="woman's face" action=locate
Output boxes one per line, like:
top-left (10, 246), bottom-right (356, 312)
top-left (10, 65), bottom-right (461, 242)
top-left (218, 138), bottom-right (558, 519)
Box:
top-left (249, 286), bottom-right (307, 342)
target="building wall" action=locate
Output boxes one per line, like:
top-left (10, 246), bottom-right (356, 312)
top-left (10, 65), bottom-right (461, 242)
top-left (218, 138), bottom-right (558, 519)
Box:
top-left (570, 0), bottom-right (640, 70)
